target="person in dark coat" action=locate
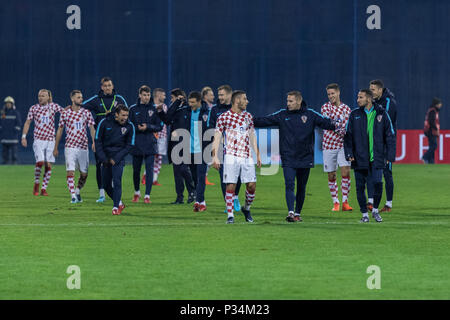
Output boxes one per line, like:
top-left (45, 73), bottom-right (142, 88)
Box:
top-left (83, 77), bottom-right (128, 203)
top-left (422, 97), bottom-right (443, 164)
top-left (0, 96), bottom-right (22, 164)
top-left (368, 79), bottom-right (397, 212)
top-left (254, 91), bottom-right (340, 222)
top-left (128, 86), bottom-right (163, 203)
top-left (344, 89), bottom-right (396, 223)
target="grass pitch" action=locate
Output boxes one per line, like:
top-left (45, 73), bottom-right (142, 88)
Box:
top-left (0, 164), bottom-right (449, 299)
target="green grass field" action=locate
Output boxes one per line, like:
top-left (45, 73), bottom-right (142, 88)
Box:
top-left (0, 164), bottom-right (449, 299)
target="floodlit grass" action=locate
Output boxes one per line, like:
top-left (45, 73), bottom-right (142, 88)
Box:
top-left (0, 164), bottom-right (449, 299)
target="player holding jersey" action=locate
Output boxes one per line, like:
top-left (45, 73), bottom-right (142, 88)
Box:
top-left (21, 89), bottom-right (63, 196)
top-left (321, 83), bottom-right (353, 212)
top-left (53, 90), bottom-right (96, 203)
top-left (212, 90), bottom-right (261, 224)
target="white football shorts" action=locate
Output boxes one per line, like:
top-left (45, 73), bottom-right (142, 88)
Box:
top-left (323, 148), bottom-right (351, 172)
top-left (157, 136), bottom-right (168, 155)
top-left (33, 139), bottom-right (55, 163)
top-left (65, 147), bottom-right (89, 173)
top-left (223, 154), bottom-right (256, 184)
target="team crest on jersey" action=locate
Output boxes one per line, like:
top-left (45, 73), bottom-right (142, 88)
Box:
top-left (148, 110), bottom-right (154, 117)
top-left (377, 115), bottom-right (383, 122)
top-left (301, 115), bottom-right (308, 123)
top-left (121, 127), bottom-right (127, 135)
top-left (202, 114), bottom-right (208, 122)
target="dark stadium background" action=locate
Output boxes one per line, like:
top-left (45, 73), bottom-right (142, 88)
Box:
top-left (0, 0), bottom-right (448, 163)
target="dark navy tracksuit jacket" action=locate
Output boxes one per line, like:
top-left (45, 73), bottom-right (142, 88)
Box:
top-left (343, 105), bottom-right (396, 170)
top-left (129, 99), bottom-right (163, 156)
top-left (95, 117), bottom-right (135, 207)
top-left (253, 104), bottom-right (337, 168)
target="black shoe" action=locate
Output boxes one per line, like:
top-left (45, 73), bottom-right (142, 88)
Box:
top-left (187, 192), bottom-right (196, 204)
top-left (76, 194), bottom-right (82, 203)
top-left (171, 198), bottom-right (184, 204)
top-left (226, 216), bottom-right (234, 224)
top-left (242, 208), bottom-right (254, 223)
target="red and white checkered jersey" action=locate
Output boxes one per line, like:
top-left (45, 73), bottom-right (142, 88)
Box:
top-left (321, 102), bottom-right (351, 150)
top-left (27, 103), bottom-right (63, 141)
top-left (155, 103), bottom-right (168, 139)
top-left (215, 109), bottom-right (255, 159)
top-left (59, 107), bottom-right (95, 149)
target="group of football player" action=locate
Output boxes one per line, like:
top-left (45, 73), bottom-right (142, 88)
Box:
top-left (21, 77), bottom-right (396, 223)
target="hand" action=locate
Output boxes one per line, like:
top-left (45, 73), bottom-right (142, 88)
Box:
top-left (21, 137), bottom-right (27, 147)
top-left (386, 160), bottom-right (390, 165)
top-left (155, 104), bottom-right (163, 111)
top-left (257, 154), bottom-right (262, 168)
top-left (349, 157), bottom-right (355, 162)
top-left (110, 159), bottom-right (116, 165)
top-left (138, 123), bottom-right (147, 131)
top-left (91, 143), bottom-right (95, 153)
top-left (53, 148), bottom-right (58, 157)
top-left (177, 95), bottom-right (185, 101)
top-left (212, 157), bottom-right (221, 170)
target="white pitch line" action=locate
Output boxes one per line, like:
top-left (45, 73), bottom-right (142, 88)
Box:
top-left (0, 221), bottom-right (448, 227)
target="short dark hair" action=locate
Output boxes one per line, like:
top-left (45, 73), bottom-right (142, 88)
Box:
top-left (326, 83), bottom-right (340, 91)
top-left (171, 88), bottom-right (186, 99)
top-left (101, 77), bottom-right (113, 84)
top-left (70, 90), bottom-right (82, 97)
top-left (115, 104), bottom-right (129, 114)
top-left (369, 79), bottom-right (384, 89)
top-left (287, 91), bottom-right (302, 101)
top-left (218, 85), bottom-right (232, 94)
top-left (360, 89), bottom-right (373, 99)
top-left (231, 90), bottom-right (246, 105)
top-left (188, 91), bottom-right (202, 102)
top-left (139, 85), bottom-right (151, 94)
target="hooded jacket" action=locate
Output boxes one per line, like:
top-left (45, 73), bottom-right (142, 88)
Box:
top-left (83, 89), bottom-right (128, 127)
top-left (253, 101), bottom-right (337, 168)
top-left (128, 98), bottom-right (163, 156)
top-left (344, 104), bottom-right (396, 170)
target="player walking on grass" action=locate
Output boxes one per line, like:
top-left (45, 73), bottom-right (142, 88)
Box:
top-left (129, 86), bottom-right (162, 204)
top-left (83, 77), bottom-right (128, 203)
top-left (212, 90), bottom-right (261, 224)
top-left (344, 89), bottom-right (396, 223)
top-left (22, 89), bottom-right (63, 196)
top-left (209, 85), bottom-right (243, 212)
top-left (95, 105), bottom-right (135, 215)
top-left (53, 90), bottom-right (96, 203)
top-left (254, 91), bottom-right (341, 222)
top-left (321, 83), bottom-right (353, 212)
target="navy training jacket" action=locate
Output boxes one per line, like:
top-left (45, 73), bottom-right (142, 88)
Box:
top-left (208, 99), bottom-right (232, 129)
top-left (344, 104), bottom-right (396, 170)
top-left (253, 102), bottom-right (337, 168)
top-left (128, 99), bottom-right (163, 156)
top-left (83, 89), bottom-right (128, 128)
top-left (158, 100), bottom-right (213, 159)
top-left (374, 88), bottom-right (397, 133)
top-left (95, 116), bottom-right (135, 164)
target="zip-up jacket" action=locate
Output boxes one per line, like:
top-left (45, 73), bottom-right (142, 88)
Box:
top-left (129, 98), bottom-right (163, 156)
top-left (83, 89), bottom-right (128, 127)
top-left (253, 102), bottom-right (338, 168)
top-left (344, 104), bottom-right (396, 169)
top-left (374, 88), bottom-right (397, 133)
top-left (95, 116), bottom-right (135, 164)
top-left (208, 99), bottom-right (232, 129)
top-left (158, 100), bottom-right (212, 161)
top-left (0, 106), bottom-right (22, 144)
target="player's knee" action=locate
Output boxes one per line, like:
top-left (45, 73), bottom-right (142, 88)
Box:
top-left (328, 172), bottom-right (337, 180)
top-left (246, 183), bottom-right (256, 193)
